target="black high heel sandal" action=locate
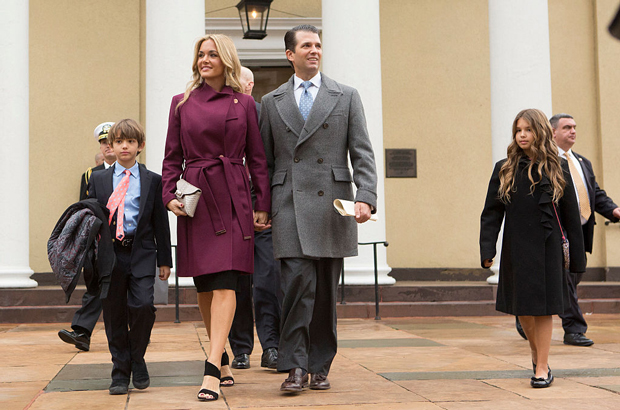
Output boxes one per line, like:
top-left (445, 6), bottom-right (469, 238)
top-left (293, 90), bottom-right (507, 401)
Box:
top-left (220, 350), bottom-right (235, 387)
top-left (197, 361), bottom-right (220, 401)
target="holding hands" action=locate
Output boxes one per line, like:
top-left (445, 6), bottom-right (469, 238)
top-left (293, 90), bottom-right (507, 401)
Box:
top-left (254, 210), bottom-right (271, 231)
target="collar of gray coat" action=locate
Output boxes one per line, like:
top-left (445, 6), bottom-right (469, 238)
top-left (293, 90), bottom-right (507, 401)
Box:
top-left (273, 73), bottom-right (343, 97)
top-left (272, 73), bottom-right (344, 144)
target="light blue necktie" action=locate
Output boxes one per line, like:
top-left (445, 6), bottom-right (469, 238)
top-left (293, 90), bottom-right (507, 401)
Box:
top-left (299, 81), bottom-right (313, 121)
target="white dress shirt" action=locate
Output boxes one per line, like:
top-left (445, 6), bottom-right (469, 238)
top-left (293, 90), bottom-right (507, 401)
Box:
top-left (293, 72), bottom-right (321, 107)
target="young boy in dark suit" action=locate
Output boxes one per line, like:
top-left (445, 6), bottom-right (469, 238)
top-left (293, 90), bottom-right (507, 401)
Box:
top-left (88, 118), bottom-right (172, 395)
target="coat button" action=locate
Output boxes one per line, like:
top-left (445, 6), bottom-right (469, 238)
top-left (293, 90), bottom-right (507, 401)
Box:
top-left (318, 190), bottom-right (324, 196)
top-left (294, 157), bottom-right (300, 163)
top-left (286, 127), bottom-right (291, 132)
top-left (219, 155), bottom-right (224, 158)
top-left (317, 158), bottom-right (323, 164)
top-left (323, 123), bottom-right (329, 129)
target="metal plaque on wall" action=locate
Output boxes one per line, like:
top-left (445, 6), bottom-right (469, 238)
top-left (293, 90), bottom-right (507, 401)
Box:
top-left (385, 149), bottom-right (417, 178)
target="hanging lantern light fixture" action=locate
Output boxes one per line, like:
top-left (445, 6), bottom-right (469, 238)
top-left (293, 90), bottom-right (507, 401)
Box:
top-left (236, 0), bottom-right (273, 40)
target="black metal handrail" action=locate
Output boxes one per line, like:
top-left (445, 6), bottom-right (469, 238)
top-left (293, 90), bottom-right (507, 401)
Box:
top-left (340, 241), bottom-right (389, 320)
top-left (170, 245), bottom-right (180, 323)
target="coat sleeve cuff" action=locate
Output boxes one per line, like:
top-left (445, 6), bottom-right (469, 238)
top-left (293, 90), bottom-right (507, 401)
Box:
top-left (354, 189), bottom-right (377, 211)
top-left (162, 192), bottom-right (176, 209)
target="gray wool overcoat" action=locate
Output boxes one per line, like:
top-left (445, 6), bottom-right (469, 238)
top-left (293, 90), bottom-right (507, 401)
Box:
top-left (259, 74), bottom-right (377, 259)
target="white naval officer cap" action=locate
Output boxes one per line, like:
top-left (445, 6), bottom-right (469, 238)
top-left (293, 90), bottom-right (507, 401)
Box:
top-left (93, 122), bottom-right (115, 141)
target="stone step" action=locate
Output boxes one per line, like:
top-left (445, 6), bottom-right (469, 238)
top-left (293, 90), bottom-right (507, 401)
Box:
top-left (1, 281), bottom-right (620, 323)
top-left (1, 298), bottom-right (619, 323)
top-left (3, 281), bottom-right (619, 307)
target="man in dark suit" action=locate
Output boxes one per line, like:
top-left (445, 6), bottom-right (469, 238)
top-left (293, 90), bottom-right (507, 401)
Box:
top-left (260, 25), bottom-right (377, 392)
top-left (59, 122), bottom-right (117, 351)
top-left (551, 113), bottom-right (620, 346)
top-left (229, 66), bottom-right (281, 370)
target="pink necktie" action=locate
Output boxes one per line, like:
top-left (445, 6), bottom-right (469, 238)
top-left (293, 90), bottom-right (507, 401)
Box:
top-left (106, 169), bottom-right (131, 240)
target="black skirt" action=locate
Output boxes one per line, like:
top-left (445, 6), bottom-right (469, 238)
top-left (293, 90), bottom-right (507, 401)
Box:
top-left (193, 270), bottom-right (241, 293)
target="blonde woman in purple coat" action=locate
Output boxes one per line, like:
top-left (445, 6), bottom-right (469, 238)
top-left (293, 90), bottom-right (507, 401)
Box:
top-left (162, 34), bottom-right (270, 402)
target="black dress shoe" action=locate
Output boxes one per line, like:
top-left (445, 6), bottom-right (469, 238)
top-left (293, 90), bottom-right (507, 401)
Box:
top-left (280, 368), bottom-right (309, 392)
top-left (564, 333), bottom-right (594, 346)
top-left (109, 379), bottom-right (129, 395)
top-left (58, 329), bottom-right (90, 351)
top-left (530, 367), bottom-right (554, 388)
top-left (231, 353), bottom-right (250, 369)
top-left (132, 361), bottom-right (150, 390)
top-left (261, 348), bottom-right (278, 369)
top-left (310, 373), bottom-right (331, 390)
top-left (515, 317), bottom-right (527, 340)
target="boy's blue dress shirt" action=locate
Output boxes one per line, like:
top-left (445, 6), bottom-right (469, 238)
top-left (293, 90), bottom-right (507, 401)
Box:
top-left (112, 161), bottom-right (140, 236)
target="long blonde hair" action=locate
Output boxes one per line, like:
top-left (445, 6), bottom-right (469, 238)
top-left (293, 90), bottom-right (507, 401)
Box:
top-left (176, 34), bottom-right (243, 110)
top-left (498, 108), bottom-right (565, 203)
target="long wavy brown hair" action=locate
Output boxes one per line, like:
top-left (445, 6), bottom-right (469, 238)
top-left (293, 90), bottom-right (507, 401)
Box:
top-left (498, 108), bottom-right (565, 203)
top-left (176, 34), bottom-right (243, 111)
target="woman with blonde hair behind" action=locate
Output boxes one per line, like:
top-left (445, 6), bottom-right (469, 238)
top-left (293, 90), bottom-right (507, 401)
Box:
top-left (480, 108), bottom-right (585, 388)
top-left (162, 34), bottom-right (270, 401)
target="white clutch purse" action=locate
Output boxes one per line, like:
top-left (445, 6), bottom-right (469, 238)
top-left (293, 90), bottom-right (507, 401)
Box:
top-left (175, 178), bottom-right (202, 217)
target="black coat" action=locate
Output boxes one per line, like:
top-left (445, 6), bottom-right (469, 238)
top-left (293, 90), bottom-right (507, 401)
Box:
top-left (572, 151), bottom-right (619, 253)
top-left (48, 199), bottom-right (115, 302)
top-left (88, 163), bottom-right (173, 276)
top-left (480, 158), bottom-right (586, 316)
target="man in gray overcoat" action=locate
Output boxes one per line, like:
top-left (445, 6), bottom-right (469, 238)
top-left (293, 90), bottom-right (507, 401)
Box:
top-left (259, 24), bottom-right (377, 392)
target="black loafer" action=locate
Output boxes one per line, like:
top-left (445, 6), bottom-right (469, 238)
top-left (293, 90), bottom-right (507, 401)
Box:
top-left (261, 348), bottom-right (278, 369)
top-left (109, 379), bottom-right (129, 395)
top-left (58, 329), bottom-right (90, 351)
top-left (232, 353), bottom-right (250, 369)
top-left (530, 368), bottom-right (554, 388)
top-left (132, 361), bottom-right (150, 390)
top-left (564, 333), bottom-right (594, 346)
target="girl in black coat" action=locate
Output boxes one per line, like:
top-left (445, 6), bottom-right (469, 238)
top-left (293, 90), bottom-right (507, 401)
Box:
top-left (480, 109), bottom-right (585, 388)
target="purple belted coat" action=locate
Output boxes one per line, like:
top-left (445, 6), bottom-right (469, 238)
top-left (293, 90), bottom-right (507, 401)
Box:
top-left (162, 83), bottom-right (270, 277)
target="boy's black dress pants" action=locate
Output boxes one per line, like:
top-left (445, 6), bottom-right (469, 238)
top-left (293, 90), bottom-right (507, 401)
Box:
top-left (102, 243), bottom-right (156, 382)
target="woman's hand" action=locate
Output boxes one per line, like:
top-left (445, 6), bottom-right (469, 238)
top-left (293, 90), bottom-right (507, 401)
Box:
top-left (166, 199), bottom-right (188, 217)
top-left (253, 210), bottom-right (271, 231)
top-left (159, 266), bottom-right (171, 281)
top-left (483, 259), bottom-right (493, 268)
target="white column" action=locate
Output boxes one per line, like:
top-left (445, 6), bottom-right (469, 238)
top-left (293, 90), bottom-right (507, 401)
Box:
top-left (487, 0), bottom-right (553, 283)
top-left (0, 1), bottom-right (36, 288)
top-left (322, 0), bottom-right (392, 285)
top-left (146, 0), bottom-right (205, 286)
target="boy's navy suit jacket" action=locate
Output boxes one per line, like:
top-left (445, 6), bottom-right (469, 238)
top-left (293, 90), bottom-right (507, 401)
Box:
top-left (88, 163), bottom-right (173, 276)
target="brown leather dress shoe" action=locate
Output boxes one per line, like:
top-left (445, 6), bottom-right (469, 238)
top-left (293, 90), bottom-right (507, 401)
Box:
top-left (310, 373), bottom-right (331, 390)
top-left (280, 368), bottom-right (309, 392)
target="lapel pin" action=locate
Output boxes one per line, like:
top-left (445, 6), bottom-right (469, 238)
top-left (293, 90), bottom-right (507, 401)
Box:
top-left (234, 98), bottom-right (238, 104)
